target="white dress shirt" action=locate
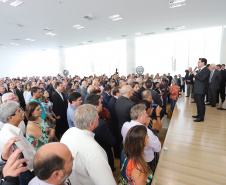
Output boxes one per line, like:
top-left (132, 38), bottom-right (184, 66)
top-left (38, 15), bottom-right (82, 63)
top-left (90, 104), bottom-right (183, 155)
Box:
top-left (121, 120), bottom-right (161, 162)
top-left (29, 176), bottom-right (71, 185)
top-left (25, 91), bottom-right (32, 104)
top-left (61, 127), bottom-right (116, 185)
top-left (0, 123), bottom-right (36, 171)
top-left (0, 120), bottom-right (26, 135)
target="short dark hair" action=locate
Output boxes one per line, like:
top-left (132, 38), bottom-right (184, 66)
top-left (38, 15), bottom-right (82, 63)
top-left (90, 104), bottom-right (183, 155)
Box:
top-left (199, 58), bottom-right (207, 65)
top-left (104, 85), bottom-right (111, 91)
top-left (31, 87), bottom-right (40, 96)
top-left (68, 92), bottom-right (81, 104)
top-left (25, 101), bottom-right (40, 121)
top-left (90, 89), bottom-right (101, 95)
top-left (222, 64), bottom-right (225, 66)
top-left (54, 82), bottom-right (61, 89)
top-left (113, 87), bottom-right (120, 96)
top-left (216, 64), bottom-right (222, 68)
top-left (85, 95), bottom-right (100, 106)
top-left (145, 80), bottom-right (152, 89)
top-left (130, 81), bottom-right (139, 88)
top-left (74, 80), bottom-right (79, 84)
top-left (34, 154), bottom-right (65, 180)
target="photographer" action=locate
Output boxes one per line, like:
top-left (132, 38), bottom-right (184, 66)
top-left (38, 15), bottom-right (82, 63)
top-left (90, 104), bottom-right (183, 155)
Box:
top-left (1, 137), bottom-right (28, 185)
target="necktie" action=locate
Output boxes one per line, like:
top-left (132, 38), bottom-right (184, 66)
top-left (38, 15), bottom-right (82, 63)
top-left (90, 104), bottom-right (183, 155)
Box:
top-left (209, 71), bottom-right (213, 83)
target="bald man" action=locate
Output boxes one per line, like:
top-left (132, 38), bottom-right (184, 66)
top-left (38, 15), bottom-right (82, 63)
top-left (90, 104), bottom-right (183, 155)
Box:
top-left (83, 85), bottom-right (95, 103)
top-left (116, 85), bottom-right (135, 131)
top-left (29, 143), bottom-right (73, 185)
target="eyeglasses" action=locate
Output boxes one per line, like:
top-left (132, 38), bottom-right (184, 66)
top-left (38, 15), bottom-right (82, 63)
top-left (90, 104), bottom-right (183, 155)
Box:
top-left (12, 107), bottom-right (24, 116)
top-left (8, 97), bottom-right (18, 101)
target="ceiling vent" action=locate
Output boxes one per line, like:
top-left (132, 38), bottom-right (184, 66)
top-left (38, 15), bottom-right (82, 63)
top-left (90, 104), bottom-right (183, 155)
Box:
top-left (84, 14), bottom-right (94, 20)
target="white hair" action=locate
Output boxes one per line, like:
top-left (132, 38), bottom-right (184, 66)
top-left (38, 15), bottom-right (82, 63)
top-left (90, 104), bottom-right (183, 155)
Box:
top-left (74, 104), bottom-right (98, 130)
top-left (211, 63), bottom-right (216, 69)
top-left (121, 86), bottom-right (131, 96)
top-left (0, 102), bottom-right (20, 123)
top-left (2, 93), bottom-right (15, 103)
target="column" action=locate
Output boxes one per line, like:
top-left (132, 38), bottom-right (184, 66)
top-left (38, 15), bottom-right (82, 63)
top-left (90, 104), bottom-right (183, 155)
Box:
top-left (126, 39), bottom-right (136, 75)
top-left (58, 48), bottom-right (66, 75)
top-left (220, 26), bottom-right (226, 64)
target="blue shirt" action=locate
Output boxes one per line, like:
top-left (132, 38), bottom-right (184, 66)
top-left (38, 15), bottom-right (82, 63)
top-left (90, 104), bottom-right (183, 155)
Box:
top-left (30, 99), bottom-right (46, 121)
top-left (67, 105), bottom-right (77, 128)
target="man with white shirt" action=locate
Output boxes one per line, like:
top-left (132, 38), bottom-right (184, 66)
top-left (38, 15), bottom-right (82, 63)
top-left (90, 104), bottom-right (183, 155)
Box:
top-left (0, 102), bottom-right (36, 185)
top-left (121, 104), bottom-right (161, 169)
top-left (1, 93), bottom-right (26, 135)
top-left (61, 104), bottom-right (116, 185)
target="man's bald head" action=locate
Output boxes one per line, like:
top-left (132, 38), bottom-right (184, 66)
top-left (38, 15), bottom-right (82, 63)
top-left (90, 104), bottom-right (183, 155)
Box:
top-left (121, 85), bottom-right (133, 98)
top-left (142, 90), bottom-right (152, 101)
top-left (87, 85), bottom-right (95, 94)
top-left (34, 143), bottom-right (72, 181)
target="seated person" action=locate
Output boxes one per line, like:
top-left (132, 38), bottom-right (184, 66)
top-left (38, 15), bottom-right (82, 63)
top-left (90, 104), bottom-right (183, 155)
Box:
top-left (25, 102), bottom-right (55, 151)
top-left (119, 125), bottom-right (153, 185)
top-left (29, 143), bottom-right (73, 185)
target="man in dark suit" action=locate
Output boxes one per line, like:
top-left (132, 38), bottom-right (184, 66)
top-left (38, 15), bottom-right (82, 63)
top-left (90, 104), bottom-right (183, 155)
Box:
top-left (108, 86), bottom-right (122, 159)
top-left (145, 80), bottom-right (162, 107)
top-left (192, 58), bottom-right (210, 122)
top-left (116, 85), bottom-right (135, 132)
top-left (167, 73), bottom-right (173, 86)
top-left (8, 82), bottom-right (26, 110)
top-left (102, 85), bottom-right (112, 110)
top-left (207, 64), bottom-right (222, 107)
top-left (86, 94), bottom-right (116, 171)
top-left (185, 67), bottom-right (194, 98)
top-left (178, 74), bottom-right (185, 92)
top-left (217, 64), bottom-right (226, 104)
top-left (51, 82), bottom-right (68, 139)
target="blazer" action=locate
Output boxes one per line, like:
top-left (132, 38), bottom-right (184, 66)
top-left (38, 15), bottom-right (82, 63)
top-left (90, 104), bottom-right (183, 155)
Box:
top-left (209, 69), bottom-right (222, 89)
top-left (116, 96), bottom-right (135, 131)
top-left (108, 96), bottom-right (118, 129)
top-left (147, 89), bottom-right (162, 106)
top-left (194, 67), bottom-right (210, 95)
top-left (185, 72), bottom-right (194, 84)
top-left (51, 91), bottom-right (68, 118)
top-left (102, 91), bottom-right (111, 110)
top-left (8, 89), bottom-right (26, 110)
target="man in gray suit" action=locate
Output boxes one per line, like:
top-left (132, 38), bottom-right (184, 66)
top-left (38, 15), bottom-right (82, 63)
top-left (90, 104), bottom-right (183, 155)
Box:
top-left (207, 64), bottom-right (222, 107)
top-left (192, 58), bottom-right (210, 122)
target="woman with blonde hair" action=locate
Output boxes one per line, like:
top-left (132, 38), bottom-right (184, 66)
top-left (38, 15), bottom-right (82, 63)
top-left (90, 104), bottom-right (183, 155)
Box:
top-left (92, 78), bottom-right (103, 92)
top-left (119, 125), bottom-right (152, 185)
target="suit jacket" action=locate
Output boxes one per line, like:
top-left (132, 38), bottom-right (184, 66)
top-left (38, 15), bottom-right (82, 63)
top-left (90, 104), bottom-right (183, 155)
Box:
top-left (80, 87), bottom-right (87, 102)
top-left (220, 69), bottom-right (226, 86)
top-left (51, 91), bottom-right (68, 118)
top-left (108, 96), bottom-right (118, 129)
top-left (9, 89), bottom-right (26, 110)
top-left (147, 89), bottom-right (162, 106)
top-left (102, 91), bottom-right (111, 110)
top-left (210, 70), bottom-right (222, 89)
top-left (116, 96), bottom-right (135, 131)
top-left (138, 86), bottom-right (146, 100)
top-left (194, 67), bottom-right (210, 95)
top-left (178, 77), bottom-right (185, 86)
top-left (167, 76), bottom-right (173, 85)
top-left (185, 72), bottom-right (194, 84)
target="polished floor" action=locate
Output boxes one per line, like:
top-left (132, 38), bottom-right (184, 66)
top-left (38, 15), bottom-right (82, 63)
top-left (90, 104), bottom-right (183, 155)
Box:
top-left (152, 96), bottom-right (226, 185)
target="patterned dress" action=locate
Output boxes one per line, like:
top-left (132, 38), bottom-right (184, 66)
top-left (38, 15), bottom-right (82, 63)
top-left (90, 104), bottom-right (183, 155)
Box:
top-left (119, 150), bottom-right (153, 185)
top-left (26, 120), bottom-right (50, 151)
top-left (41, 100), bottom-right (54, 128)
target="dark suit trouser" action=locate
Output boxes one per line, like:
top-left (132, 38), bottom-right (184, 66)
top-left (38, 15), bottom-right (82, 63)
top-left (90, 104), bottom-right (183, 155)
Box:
top-left (194, 94), bottom-right (205, 119)
top-left (219, 85), bottom-right (225, 103)
top-left (208, 86), bottom-right (218, 106)
top-left (180, 85), bottom-right (185, 92)
top-left (55, 116), bottom-right (69, 140)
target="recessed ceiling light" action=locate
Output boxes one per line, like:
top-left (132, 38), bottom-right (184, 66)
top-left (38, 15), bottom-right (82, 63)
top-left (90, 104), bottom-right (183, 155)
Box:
top-left (144, 32), bottom-right (155, 35)
top-left (11, 43), bottom-right (19, 46)
top-left (73, 24), bottom-right (85, 29)
top-left (26, 38), bottom-right (36, 42)
top-left (108, 14), bottom-right (123, 21)
top-left (170, 2), bottom-right (186, 8)
top-left (169, 0), bottom-right (186, 5)
top-left (0, 0), bottom-right (9, 2)
top-left (174, 26), bottom-right (186, 30)
top-left (84, 14), bottom-right (94, 20)
top-left (43, 27), bottom-right (52, 32)
top-left (45, 32), bottom-right (57, 36)
top-left (10, 0), bottom-right (23, 7)
top-left (134, 32), bottom-right (142, 36)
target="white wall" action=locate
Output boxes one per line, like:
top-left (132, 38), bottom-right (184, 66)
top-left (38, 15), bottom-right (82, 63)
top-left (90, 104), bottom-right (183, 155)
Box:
top-left (220, 26), bottom-right (226, 64)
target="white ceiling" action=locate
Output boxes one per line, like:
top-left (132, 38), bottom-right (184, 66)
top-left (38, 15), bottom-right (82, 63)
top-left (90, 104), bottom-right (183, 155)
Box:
top-left (1, 0), bottom-right (226, 54)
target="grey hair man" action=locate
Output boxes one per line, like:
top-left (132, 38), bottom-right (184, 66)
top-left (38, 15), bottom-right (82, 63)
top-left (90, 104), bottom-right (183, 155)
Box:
top-left (81, 80), bottom-right (88, 102)
top-left (121, 104), bottom-right (161, 169)
top-left (0, 93), bottom-right (26, 135)
top-left (60, 104), bottom-right (116, 185)
top-left (29, 143), bottom-right (73, 185)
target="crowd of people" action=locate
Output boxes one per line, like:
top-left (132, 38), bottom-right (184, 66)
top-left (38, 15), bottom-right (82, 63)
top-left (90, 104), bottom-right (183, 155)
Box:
top-left (0, 60), bottom-right (226, 185)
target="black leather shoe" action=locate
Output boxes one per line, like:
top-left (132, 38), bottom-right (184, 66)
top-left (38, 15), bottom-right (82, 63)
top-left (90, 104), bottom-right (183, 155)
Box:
top-left (192, 115), bottom-right (199, 118)
top-left (194, 118), bottom-right (204, 122)
top-left (217, 107), bottom-right (226, 110)
top-left (185, 96), bottom-right (189, 97)
top-left (206, 103), bottom-right (212, 105)
top-left (191, 101), bottom-right (196, 103)
top-left (211, 105), bottom-right (216, 107)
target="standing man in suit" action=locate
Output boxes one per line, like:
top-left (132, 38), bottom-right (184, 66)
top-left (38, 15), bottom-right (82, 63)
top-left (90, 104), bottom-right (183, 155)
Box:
top-left (207, 64), bottom-right (222, 107)
top-left (52, 82), bottom-right (68, 139)
top-left (185, 67), bottom-right (194, 98)
top-left (192, 58), bottom-right (210, 122)
top-left (145, 80), bottom-right (162, 107)
top-left (167, 73), bottom-right (173, 86)
top-left (217, 64), bottom-right (226, 104)
top-left (178, 74), bottom-right (185, 92)
top-left (102, 85), bottom-right (112, 111)
top-left (108, 86), bottom-right (122, 159)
